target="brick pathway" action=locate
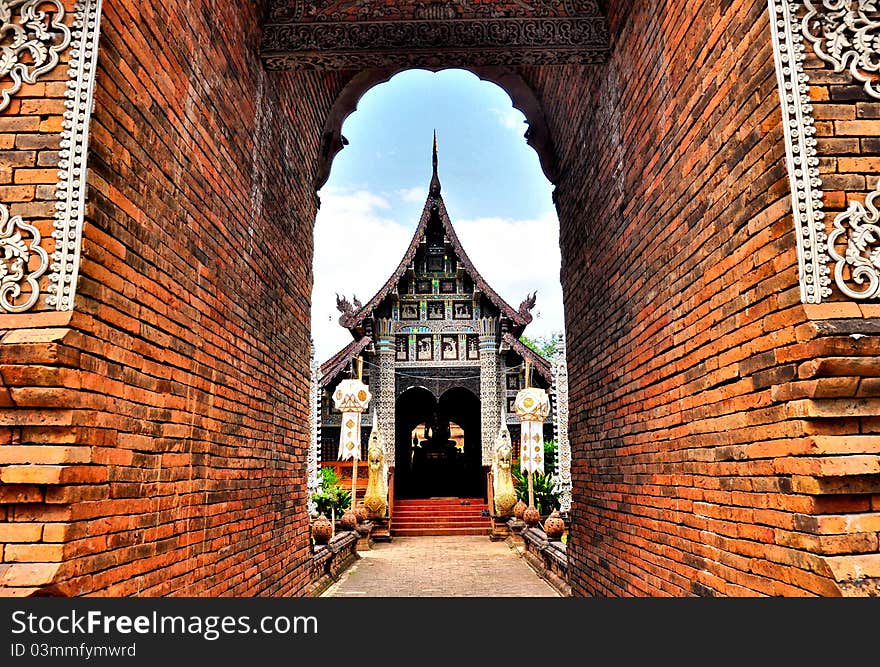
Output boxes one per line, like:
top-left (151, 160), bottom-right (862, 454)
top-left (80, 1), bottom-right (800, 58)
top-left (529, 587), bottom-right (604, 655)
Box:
top-left (322, 536), bottom-right (559, 597)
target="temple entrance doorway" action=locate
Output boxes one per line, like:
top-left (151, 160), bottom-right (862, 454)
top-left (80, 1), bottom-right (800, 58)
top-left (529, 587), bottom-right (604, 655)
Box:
top-left (394, 386), bottom-right (482, 499)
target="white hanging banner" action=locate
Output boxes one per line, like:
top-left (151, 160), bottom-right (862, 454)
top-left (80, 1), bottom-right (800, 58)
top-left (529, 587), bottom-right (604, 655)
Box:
top-left (519, 420), bottom-right (544, 474)
top-left (514, 387), bottom-right (550, 475)
top-left (333, 379), bottom-right (371, 461)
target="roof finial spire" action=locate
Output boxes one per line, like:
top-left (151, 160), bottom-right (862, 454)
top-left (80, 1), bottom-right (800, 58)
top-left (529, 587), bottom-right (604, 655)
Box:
top-left (430, 129), bottom-right (441, 197)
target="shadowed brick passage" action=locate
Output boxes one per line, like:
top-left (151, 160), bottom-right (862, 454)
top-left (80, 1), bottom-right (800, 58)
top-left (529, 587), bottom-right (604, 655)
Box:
top-left (322, 537), bottom-right (559, 597)
top-left (2, 0), bottom-right (879, 598)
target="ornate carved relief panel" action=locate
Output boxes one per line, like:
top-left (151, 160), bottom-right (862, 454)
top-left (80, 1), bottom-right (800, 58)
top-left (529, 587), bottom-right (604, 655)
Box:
top-left (769, 0), bottom-right (880, 302)
top-left (0, 1), bottom-right (71, 112)
top-left (0, 0), bottom-right (103, 313)
top-left (262, 1), bottom-right (609, 69)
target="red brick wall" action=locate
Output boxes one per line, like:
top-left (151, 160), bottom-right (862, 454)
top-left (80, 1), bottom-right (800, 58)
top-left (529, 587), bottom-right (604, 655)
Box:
top-left (808, 29), bottom-right (880, 250)
top-left (0, 0), bottom-right (350, 596)
top-left (523, 0), bottom-right (880, 596)
top-left (2, 0), bottom-right (878, 597)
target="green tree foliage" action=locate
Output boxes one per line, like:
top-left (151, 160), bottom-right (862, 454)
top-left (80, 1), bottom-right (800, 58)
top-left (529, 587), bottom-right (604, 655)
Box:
top-left (519, 331), bottom-right (563, 360)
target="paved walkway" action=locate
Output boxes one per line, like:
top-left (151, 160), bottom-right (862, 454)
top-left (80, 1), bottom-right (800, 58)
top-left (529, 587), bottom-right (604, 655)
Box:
top-left (322, 536), bottom-right (559, 597)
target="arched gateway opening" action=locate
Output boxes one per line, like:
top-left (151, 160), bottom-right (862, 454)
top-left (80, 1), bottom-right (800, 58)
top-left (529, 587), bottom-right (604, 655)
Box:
top-left (312, 66), bottom-right (563, 531)
top-left (314, 66), bottom-right (560, 191)
top-left (7, 0), bottom-right (875, 600)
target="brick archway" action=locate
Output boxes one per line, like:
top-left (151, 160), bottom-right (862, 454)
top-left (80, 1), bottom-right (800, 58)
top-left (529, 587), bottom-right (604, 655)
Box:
top-left (0, 0), bottom-right (878, 597)
top-left (315, 67), bottom-right (560, 190)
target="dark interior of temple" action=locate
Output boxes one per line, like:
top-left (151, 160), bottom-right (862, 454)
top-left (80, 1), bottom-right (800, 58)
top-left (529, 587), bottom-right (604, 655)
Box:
top-left (394, 387), bottom-right (483, 499)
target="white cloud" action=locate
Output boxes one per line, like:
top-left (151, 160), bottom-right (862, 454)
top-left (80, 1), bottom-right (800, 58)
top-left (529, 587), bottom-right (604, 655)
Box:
top-left (453, 212), bottom-right (564, 342)
top-left (397, 186), bottom-right (426, 203)
top-left (490, 107), bottom-right (527, 132)
top-left (319, 186), bottom-right (390, 214)
top-left (312, 187), bottom-right (412, 362)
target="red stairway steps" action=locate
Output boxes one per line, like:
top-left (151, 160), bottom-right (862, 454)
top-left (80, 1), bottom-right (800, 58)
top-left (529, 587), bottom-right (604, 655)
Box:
top-left (391, 497), bottom-right (490, 537)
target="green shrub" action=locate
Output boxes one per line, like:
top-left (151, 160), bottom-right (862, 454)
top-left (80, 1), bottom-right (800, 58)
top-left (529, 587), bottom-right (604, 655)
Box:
top-left (311, 466), bottom-right (352, 517)
top-left (513, 440), bottom-right (560, 515)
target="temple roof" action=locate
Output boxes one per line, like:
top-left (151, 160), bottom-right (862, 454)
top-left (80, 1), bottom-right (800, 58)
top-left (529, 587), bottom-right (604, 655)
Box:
top-left (319, 336), bottom-right (371, 385)
top-left (337, 137), bottom-right (536, 332)
top-left (501, 333), bottom-right (553, 383)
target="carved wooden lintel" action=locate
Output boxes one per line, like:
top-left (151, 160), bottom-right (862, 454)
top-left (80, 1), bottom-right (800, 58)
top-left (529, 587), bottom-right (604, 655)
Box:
top-left (262, 2), bottom-right (609, 69)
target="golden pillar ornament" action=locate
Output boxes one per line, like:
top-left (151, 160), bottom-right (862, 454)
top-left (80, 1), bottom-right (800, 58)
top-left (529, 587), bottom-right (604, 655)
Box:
top-left (363, 413), bottom-right (388, 519)
top-left (492, 413), bottom-right (517, 517)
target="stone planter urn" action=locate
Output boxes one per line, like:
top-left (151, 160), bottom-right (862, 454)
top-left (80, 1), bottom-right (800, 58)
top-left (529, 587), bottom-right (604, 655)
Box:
top-left (312, 514), bottom-right (333, 545)
top-left (513, 499), bottom-right (527, 520)
top-left (339, 509), bottom-right (358, 531)
top-left (354, 504), bottom-right (368, 524)
top-left (523, 505), bottom-right (541, 527)
top-left (543, 510), bottom-right (565, 540)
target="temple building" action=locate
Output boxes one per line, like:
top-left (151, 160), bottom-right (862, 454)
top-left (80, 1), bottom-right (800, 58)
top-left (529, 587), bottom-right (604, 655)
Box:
top-left (316, 138), bottom-right (562, 511)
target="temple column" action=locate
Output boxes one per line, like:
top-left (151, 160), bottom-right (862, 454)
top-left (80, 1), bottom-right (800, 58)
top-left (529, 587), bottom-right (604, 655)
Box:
top-left (307, 344), bottom-right (322, 516)
top-left (553, 337), bottom-right (572, 514)
top-left (479, 318), bottom-right (499, 466)
top-left (375, 320), bottom-right (396, 467)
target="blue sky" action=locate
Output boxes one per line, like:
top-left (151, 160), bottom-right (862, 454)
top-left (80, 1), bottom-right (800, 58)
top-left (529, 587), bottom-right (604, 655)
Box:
top-left (312, 69), bottom-right (564, 362)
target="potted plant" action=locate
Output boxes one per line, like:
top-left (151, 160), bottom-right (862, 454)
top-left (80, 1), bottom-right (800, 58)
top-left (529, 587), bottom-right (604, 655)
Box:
top-left (512, 440), bottom-right (560, 518)
top-left (310, 467), bottom-right (352, 532)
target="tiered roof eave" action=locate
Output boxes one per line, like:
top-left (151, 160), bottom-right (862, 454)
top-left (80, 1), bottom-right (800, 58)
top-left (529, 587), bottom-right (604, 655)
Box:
top-left (338, 189), bottom-right (535, 337)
